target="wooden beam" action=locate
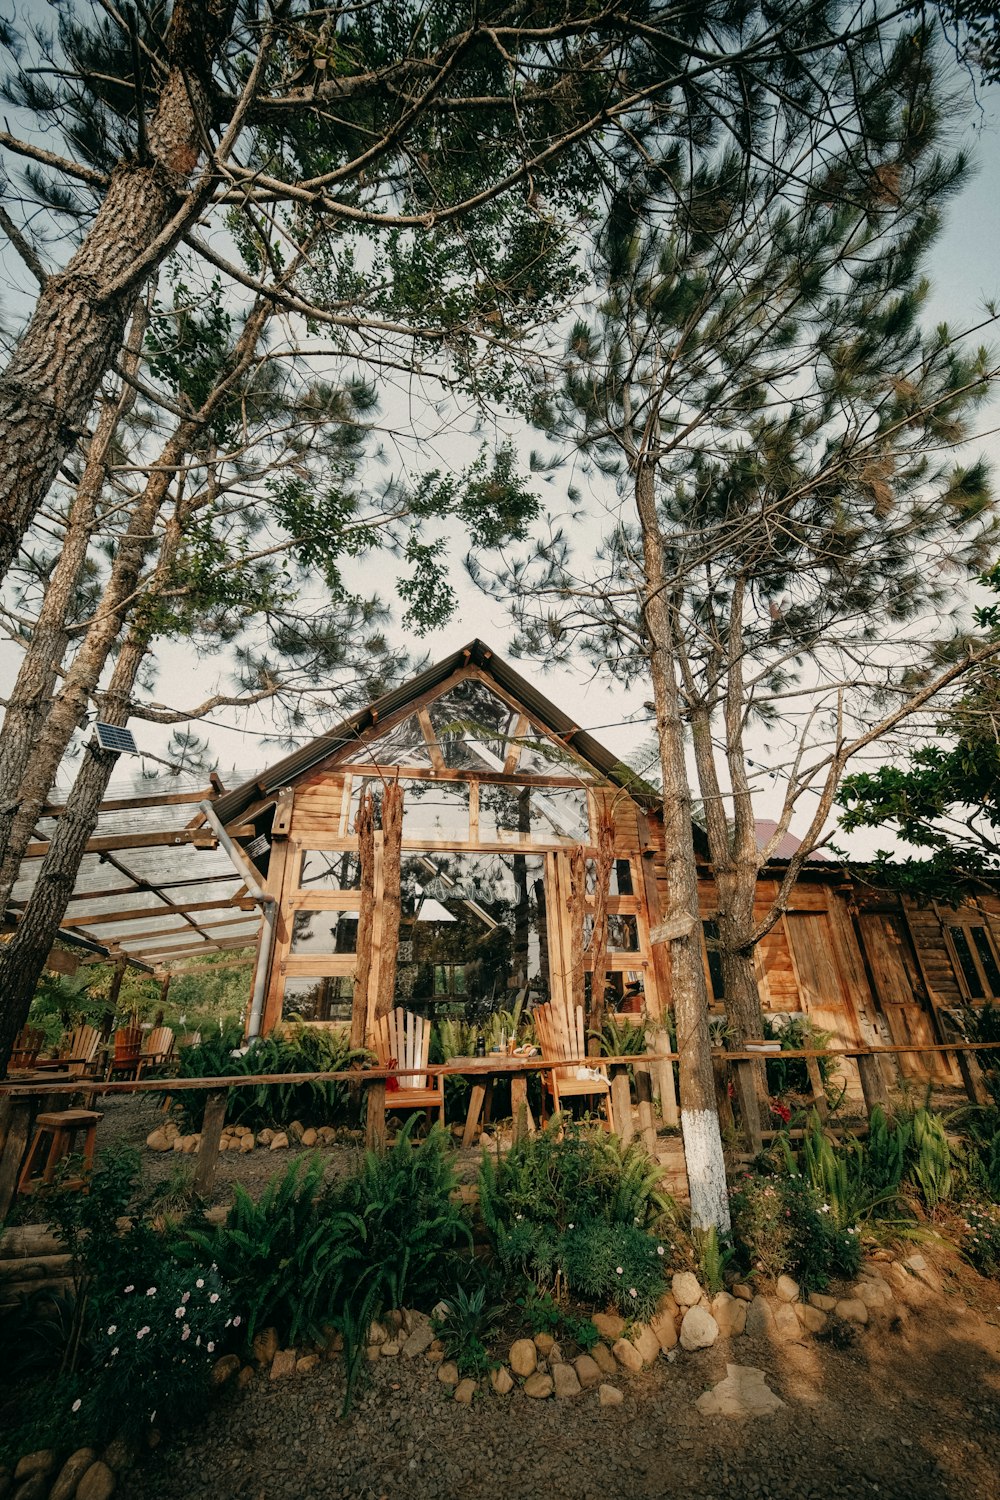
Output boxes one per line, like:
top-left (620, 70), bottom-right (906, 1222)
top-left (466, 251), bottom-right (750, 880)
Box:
top-left (124, 936), bottom-right (257, 962)
top-left (40, 788), bottom-right (212, 816)
top-left (61, 897), bottom-right (254, 928)
top-left (96, 915), bottom-right (260, 946)
top-left (24, 830), bottom-right (217, 858)
top-left (194, 1091), bottom-right (228, 1197)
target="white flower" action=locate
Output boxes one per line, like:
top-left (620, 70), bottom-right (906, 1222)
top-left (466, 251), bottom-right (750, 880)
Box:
top-left (175, 1307), bottom-right (186, 1319)
top-left (568, 1223), bottom-right (574, 1230)
top-left (137, 1326), bottom-right (150, 1339)
top-left (72, 1398), bottom-right (82, 1412)
top-left (628, 1288), bottom-right (637, 1299)
top-left (207, 1342), bottom-right (215, 1353)
top-left (209, 1292), bottom-right (219, 1304)
top-left (233, 1316), bottom-right (241, 1327)
top-left (124, 1285), bottom-right (134, 1294)
top-left (146, 1287), bottom-right (157, 1297)
top-left (181, 1292), bottom-right (190, 1304)
top-left (656, 1246), bottom-right (665, 1256)
top-left (111, 1348), bottom-right (119, 1357)
top-left (107, 1325), bottom-right (117, 1336)
top-left (819, 1204), bottom-right (830, 1214)
top-left (196, 1278), bottom-right (204, 1289)
top-left (616, 1266), bottom-right (623, 1275)
top-left (181, 1325), bottom-right (191, 1342)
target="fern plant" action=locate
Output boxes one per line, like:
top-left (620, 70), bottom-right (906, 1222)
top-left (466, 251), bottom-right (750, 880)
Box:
top-left (173, 1024), bottom-right (367, 1130)
top-left (908, 1108), bottom-right (953, 1211)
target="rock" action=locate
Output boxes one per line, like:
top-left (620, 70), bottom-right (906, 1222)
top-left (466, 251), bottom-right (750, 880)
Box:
top-left (211, 1353), bottom-right (241, 1388)
top-left (773, 1303), bottom-right (801, 1341)
top-left (592, 1312), bottom-right (625, 1340)
top-left (402, 1317), bottom-right (433, 1359)
top-left (732, 1283), bottom-right (753, 1302)
top-left (257, 1128), bottom-right (274, 1146)
top-left (325, 1329), bottom-right (344, 1355)
top-left (834, 1298), bottom-right (869, 1326)
top-left (888, 1261), bottom-right (933, 1309)
top-left (269, 1132), bottom-right (289, 1150)
top-left (381, 1341), bottom-right (400, 1357)
top-left (509, 1338), bottom-right (537, 1377)
top-left (808, 1292), bottom-right (837, 1312)
top-left (651, 1308), bottom-right (678, 1351)
top-left (426, 1348), bottom-right (444, 1364)
top-left (523, 1372), bottom-right (553, 1399)
top-left (574, 1354), bottom-right (602, 1390)
top-left (630, 1323), bottom-right (661, 1365)
top-left (365, 1345), bottom-right (380, 1362)
top-left (288, 1120), bottom-right (306, 1142)
top-left (300, 1128), bottom-right (318, 1148)
top-left (902, 1252), bottom-right (942, 1293)
top-left (745, 1295), bottom-right (777, 1339)
top-left (76, 1462), bottom-right (117, 1500)
top-left (270, 1348), bottom-right (297, 1379)
top-left (50, 1450), bottom-right (97, 1500)
top-left (437, 1361), bottom-right (459, 1386)
top-left (237, 1366), bottom-right (255, 1390)
top-left (794, 1302), bottom-right (827, 1334)
top-left (239, 1134), bottom-right (255, 1152)
top-left (490, 1365), bottom-right (514, 1395)
top-left (13, 1457), bottom-right (55, 1483)
top-left (553, 1362), bottom-right (582, 1398)
top-left (12, 1476), bottom-right (46, 1500)
top-left (253, 1327), bottom-right (279, 1366)
top-left (296, 1353), bottom-right (320, 1374)
top-left (672, 1271), bottom-right (703, 1307)
top-left (612, 1338), bottom-right (644, 1373)
top-left (680, 1306), bottom-right (719, 1351)
top-left (454, 1378), bottom-right (476, 1405)
top-left (368, 1320), bottom-right (389, 1346)
top-left (696, 1363), bottom-right (786, 1418)
top-left (775, 1274), bottom-right (800, 1303)
top-left (548, 1342), bottom-right (563, 1364)
top-left (317, 1126), bottom-right (336, 1145)
top-left (710, 1292), bottom-right (747, 1339)
top-left (145, 1128), bottom-right (171, 1152)
top-left (599, 1383), bottom-right (624, 1407)
top-left (101, 1440), bottom-right (134, 1475)
top-left (533, 1332), bottom-right (555, 1356)
top-left (852, 1279), bottom-right (892, 1310)
top-left (591, 1342), bottom-right (618, 1376)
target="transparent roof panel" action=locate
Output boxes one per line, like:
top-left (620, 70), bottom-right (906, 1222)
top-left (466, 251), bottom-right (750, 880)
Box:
top-left (426, 681), bottom-right (518, 769)
top-left (343, 714), bottom-right (433, 769)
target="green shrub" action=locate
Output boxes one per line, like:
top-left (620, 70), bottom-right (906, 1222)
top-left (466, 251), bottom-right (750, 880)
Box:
top-left (730, 1170), bottom-right (861, 1291)
top-left (589, 1014), bottom-right (647, 1057)
top-left (907, 1108), bottom-right (953, 1211)
top-left (764, 1016), bottom-right (832, 1097)
top-left (952, 1105), bottom-right (1000, 1201)
top-left (434, 1285), bottom-right (503, 1377)
top-left (960, 1004), bottom-right (1000, 1106)
top-left (962, 1203), bottom-right (1000, 1276)
top-left (478, 1120), bottom-right (674, 1314)
top-left (695, 1225), bottom-right (735, 1295)
top-left (514, 1288), bottom-right (598, 1349)
top-left (780, 1108), bottom-right (908, 1227)
top-left (174, 1024), bottom-right (365, 1130)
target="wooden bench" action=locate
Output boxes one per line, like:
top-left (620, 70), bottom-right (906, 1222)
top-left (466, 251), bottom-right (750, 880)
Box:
top-left (534, 999), bottom-right (614, 1131)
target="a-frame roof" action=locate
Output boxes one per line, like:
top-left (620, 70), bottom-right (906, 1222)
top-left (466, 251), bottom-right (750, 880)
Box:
top-left (214, 639), bottom-right (654, 826)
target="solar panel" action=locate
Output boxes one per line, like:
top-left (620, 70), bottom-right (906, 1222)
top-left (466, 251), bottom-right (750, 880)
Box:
top-left (94, 722), bottom-right (140, 755)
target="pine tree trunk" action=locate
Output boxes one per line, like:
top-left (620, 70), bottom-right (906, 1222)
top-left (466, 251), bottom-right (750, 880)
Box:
top-left (0, 310), bottom-right (145, 876)
top-left (634, 455), bottom-right (729, 1231)
top-left (351, 792), bottom-right (376, 1049)
top-left (374, 782), bottom-right (404, 1023)
top-left (0, 0), bottom-right (235, 587)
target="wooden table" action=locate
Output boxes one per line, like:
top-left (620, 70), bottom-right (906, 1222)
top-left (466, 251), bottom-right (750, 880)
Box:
top-left (445, 1055), bottom-right (541, 1148)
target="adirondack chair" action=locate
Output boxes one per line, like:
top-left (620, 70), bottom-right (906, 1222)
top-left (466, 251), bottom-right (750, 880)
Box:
top-left (139, 1026), bottom-right (175, 1073)
top-left (8, 1025), bottom-right (44, 1071)
top-left (63, 1023), bottom-right (101, 1076)
top-left (372, 1007), bottom-right (445, 1128)
top-left (107, 1025), bottom-right (143, 1081)
top-left (533, 998), bottom-right (614, 1132)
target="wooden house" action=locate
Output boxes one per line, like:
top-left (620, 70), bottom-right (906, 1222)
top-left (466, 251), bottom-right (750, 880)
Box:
top-left (210, 641), bottom-right (1000, 1084)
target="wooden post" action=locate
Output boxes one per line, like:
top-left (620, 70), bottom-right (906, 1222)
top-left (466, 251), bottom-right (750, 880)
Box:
top-left (956, 1048), bottom-right (991, 1107)
top-left (611, 1068), bottom-right (633, 1146)
top-left (462, 1081), bottom-right (489, 1150)
top-left (194, 1090), bottom-right (227, 1199)
top-left (0, 1101), bottom-right (32, 1219)
top-left (856, 1052), bottom-right (891, 1117)
top-left (732, 1060), bottom-right (763, 1154)
top-left (711, 1055), bottom-right (736, 1137)
top-left (634, 1060), bottom-right (657, 1155)
top-left (510, 1076), bottom-right (535, 1143)
top-left (648, 1027), bottom-right (678, 1128)
top-left (805, 1055), bottom-right (829, 1119)
top-left (365, 1081), bottom-right (387, 1152)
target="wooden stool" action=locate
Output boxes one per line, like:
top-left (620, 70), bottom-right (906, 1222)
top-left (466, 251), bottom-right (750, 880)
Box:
top-left (16, 1109), bottom-right (102, 1196)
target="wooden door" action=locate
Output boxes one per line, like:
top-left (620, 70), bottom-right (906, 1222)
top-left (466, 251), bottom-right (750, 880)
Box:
top-left (785, 912), bottom-right (863, 1098)
top-left (857, 911), bottom-right (956, 1082)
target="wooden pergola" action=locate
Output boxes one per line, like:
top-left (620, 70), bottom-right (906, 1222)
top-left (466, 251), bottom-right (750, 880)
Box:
top-left (5, 771), bottom-right (262, 976)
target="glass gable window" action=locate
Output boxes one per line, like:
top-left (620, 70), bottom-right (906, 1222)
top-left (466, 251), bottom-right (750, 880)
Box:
top-left (343, 714), bottom-right (434, 769)
top-left (395, 850), bottom-right (550, 1013)
top-left (427, 680), bottom-right (518, 770)
top-left (290, 909), bottom-right (359, 955)
top-left (478, 783), bottom-right (589, 844)
top-left (402, 780), bottom-right (470, 840)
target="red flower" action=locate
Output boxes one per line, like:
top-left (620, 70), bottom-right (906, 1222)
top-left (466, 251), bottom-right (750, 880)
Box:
top-left (769, 1099), bottom-right (791, 1124)
top-left (385, 1056), bottom-right (400, 1094)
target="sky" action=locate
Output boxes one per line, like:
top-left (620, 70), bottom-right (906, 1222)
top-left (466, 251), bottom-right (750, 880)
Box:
top-left (1, 12), bottom-right (1000, 853)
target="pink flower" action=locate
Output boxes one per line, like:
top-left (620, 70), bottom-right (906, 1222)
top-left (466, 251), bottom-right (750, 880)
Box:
top-left (175, 1307), bottom-right (185, 1319)
top-left (181, 1325), bottom-right (191, 1342)
top-left (137, 1326), bottom-right (150, 1339)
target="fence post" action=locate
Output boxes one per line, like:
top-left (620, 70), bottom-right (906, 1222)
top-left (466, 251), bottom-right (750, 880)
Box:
top-left (647, 1028), bottom-right (678, 1128)
top-left (805, 1055), bottom-right (829, 1119)
top-left (365, 1080), bottom-right (387, 1152)
top-left (956, 1048), bottom-right (991, 1107)
top-left (0, 1100), bottom-right (32, 1219)
top-left (633, 1059), bottom-right (657, 1154)
top-left (732, 1060), bottom-right (763, 1154)
top-left (610, 1068), bottom-right (633, 1146)
top-left (194, 1090), bottom-right (227, 1199)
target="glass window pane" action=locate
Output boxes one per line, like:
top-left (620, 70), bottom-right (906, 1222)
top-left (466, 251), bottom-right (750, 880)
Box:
top-left (283, 975), bottom-right (353, 1022)
top-left (290, 909), bottom-right (359, 955)
top-left (478, 784), bottom-right (589, 843)
top-left (948, 927), bottom-right (984, 998)
top-left (394, 850), bottom-right (549, 1014)
top-left (586, 858), bottom-right (634, 897)
top-left (347, 777), bottom-right (384, 831)
top-left (515, 735), bottom-right (594, 780)
top-left (402, 780), bottom-right (469, 840)
top-left (300, 850), bottom-right (363, 890)
top-left (584, 913), bottom-right (641, 951)
top-left (343, 714), bottom-right (434, 769)
top-left (427, 681), bottom-right (518, 770)
top-left (971, 927), bottom-right (1000, 996)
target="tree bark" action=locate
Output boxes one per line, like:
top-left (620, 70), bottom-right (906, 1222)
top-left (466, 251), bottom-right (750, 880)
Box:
top-left (351, 791), bottom-right (376, 1049)
top-left (0, 306), bottom-right (145, 873)
top-left (633, 454), bottom-right (730, 1231)
top-left (373, 782), bottom-right (404, 1023)
top-left (0, 0), bottom-right (236, 587)
top-left (586, 807), bottom-right (615, 1038)
top-left (568, 844), bottom-right (587, 1017)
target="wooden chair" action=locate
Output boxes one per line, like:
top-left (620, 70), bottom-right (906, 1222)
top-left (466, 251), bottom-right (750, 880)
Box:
top-left (9, 1025), bottom-right (44, 1071)
top-left (107, 1025), bottom-right (142, 1081)
top-left (140, 1026), bottom-right (175, 1073)
top-left (62, 1024), bottom-right (101, 1076)
top-left (534, 998), bottom-right (614, 1132)
top-left (16, 1108), bottom-right (103, 1195)
top-left (372, 1007), bottom-right (445, 1128)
